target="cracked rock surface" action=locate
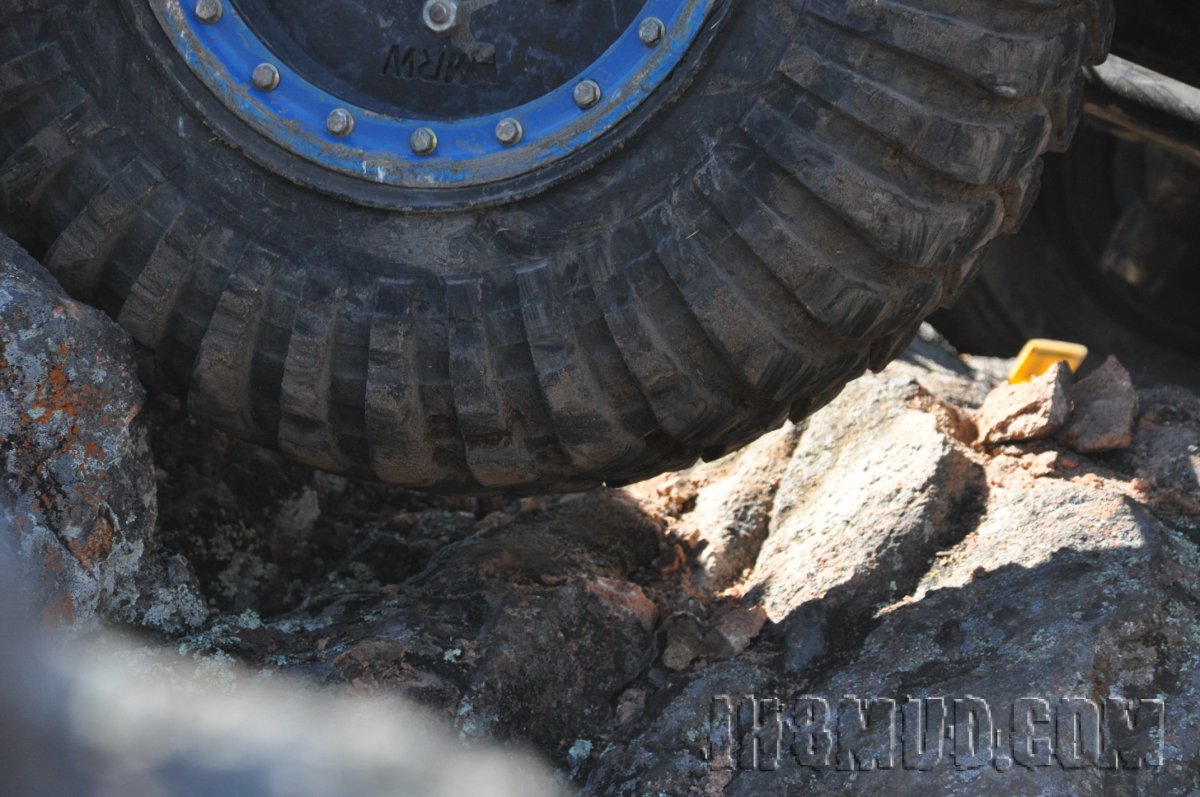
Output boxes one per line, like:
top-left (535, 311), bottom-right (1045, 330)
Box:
top-left (4, 240), bottom-right (1200, 795)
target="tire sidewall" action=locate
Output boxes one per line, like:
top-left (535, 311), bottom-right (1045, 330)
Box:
top-left (54, 0), bottom-right (778, 282)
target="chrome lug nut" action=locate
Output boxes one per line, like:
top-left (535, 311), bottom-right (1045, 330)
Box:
top-left (194, 0), bottom-right (223, 23)
top-left (251, 63), bottom-right (280, 91)
top-left (422, 0), bottom-right (458, 34)
top-left (411, 127), bottom-right (438, 155)
top-left (495, 118), bottom-right (523, 146)
top-left (573, 79), bottom-right (602, 110)
top-left (638, 17), bottom-right (665, 46)
top-left (326, 108), bottom-right (355, 137)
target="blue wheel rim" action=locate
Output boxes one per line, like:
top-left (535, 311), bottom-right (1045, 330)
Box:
top-left (150, 0), bottom-right (716, 189)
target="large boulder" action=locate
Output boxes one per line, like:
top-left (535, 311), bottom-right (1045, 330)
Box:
top-left (582, 341), bottom-right (1200, 796)
top-left (0, 236), bottom-right (203, 630)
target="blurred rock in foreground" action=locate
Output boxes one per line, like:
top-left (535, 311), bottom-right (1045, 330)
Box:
top-left (0, 553), bottom-right (562, 797)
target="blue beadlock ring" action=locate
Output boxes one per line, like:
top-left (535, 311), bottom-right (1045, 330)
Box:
top-left (150, 0), bottom-right (715, 189)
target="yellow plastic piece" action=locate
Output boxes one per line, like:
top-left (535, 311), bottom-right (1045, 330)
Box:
top-left (1009, 339), bottom-right (1089, 384)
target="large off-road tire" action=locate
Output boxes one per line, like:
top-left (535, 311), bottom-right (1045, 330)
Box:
top-left (0, 0), bottom-right (1113, 492)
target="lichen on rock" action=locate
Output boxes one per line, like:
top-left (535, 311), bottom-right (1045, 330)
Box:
top-left (0, 236), bottom-right (204, 631)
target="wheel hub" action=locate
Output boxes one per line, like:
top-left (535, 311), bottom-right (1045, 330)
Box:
top-left (149, 0), bottom-right (714, 190)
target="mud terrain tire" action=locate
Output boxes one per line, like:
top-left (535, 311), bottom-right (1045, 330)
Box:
top-left (0, 0), bottom-right (1113, 492)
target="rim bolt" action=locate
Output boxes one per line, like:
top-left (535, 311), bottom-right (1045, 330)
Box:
top-left (638, 17), bottom-right (665, 46)
top-left (251, 63), bottom-right (280, 92)
top-left (326, 108), bottom-right (355, 137)
top-left (411, 127), bottom-right (438, 155)
top-left (194, 0), bottom-right (223, 23)
top-left (422, 0), bottom-right (459, 34)
top-left (573, 79), bottom-right (602, 110)
top-left (495, 118), bottom-right (523, 146)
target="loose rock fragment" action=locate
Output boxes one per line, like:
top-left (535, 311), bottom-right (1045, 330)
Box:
top-left (583, 576), bottom-right (657, 633)
top-left (975, 361), bottom-right (1073, 446)
top-left (615, 688), bottom-right (646, 725)
top-left (1060, 356), bottom-right (1138, 453)
top-left (699, 604), bottom-right (768, 659)
top-left (660, 612), bottom-right (706, 671)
